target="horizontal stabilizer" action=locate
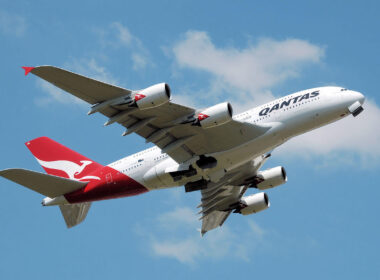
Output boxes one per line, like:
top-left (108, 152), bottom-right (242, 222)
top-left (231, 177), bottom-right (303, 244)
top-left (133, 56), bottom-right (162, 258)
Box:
top-left (0, 168), bottom-right (87, 198)
top-left (59, 202), bottom-right (91, 228)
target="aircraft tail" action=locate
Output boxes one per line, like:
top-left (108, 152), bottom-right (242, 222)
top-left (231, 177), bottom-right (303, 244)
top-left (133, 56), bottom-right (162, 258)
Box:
top-left (0, 137), bottom-right (103, 228)
top-left (25, 136), bottom-right (103, 181)
top-left (0, 168), bottom-right (87, 198)
top-left (59, 202), bottom-right (92, 228)
top-left (0, 168), bottom-right (91, 228)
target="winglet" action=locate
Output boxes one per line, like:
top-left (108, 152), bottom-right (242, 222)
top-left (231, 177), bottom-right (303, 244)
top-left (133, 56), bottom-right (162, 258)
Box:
top-left (197, 228), bottom-right (206, 237)
top-left (21, 66), bottom-right (35, 76)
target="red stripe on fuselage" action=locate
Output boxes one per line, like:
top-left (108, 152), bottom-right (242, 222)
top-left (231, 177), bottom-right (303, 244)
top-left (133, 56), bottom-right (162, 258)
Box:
top-left (64, 166), bottom-right (148, 203)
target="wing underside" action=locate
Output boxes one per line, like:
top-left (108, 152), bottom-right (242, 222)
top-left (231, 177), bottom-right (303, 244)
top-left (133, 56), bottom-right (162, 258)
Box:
top-left (198, 155), bottom-right (270, 235)
top-left (199, 184), bottom-right (247, 235)
top-left (31, 65), bottom-right (131, 104)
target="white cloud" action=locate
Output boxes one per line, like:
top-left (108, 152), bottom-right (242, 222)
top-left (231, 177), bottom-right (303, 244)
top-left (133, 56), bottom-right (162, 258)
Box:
top-left (276, 100), bottom-right (380, 167)
top-left (0, 10), bottom-right (26, 36)
top-left (136, 206), bottom-right (267, 264)
top-left (111, 22), bottom-right (133, 46)
top-left (131, 53), bottom-right (148, 70)
top-left (64, 57), bottom-right (118, 85)
top-left (157, 207), bottom-right (198, 230)
top-left (171, 93), bottom-right (198, 108)
top-left (152, 238), bottom-right (201, 264)
top-left (247, 219), bottom-right (266, 238)
top-left (172, 31), bottom-right (324, 107)
top-left (96, 22), bottom-right (152, 70)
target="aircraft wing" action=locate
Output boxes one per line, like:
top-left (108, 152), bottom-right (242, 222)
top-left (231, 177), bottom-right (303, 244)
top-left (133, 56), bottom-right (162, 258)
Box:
top-left (199, 184), bottom-right (247, 235)
top-left (198, 154), bottom-right (270, 235)
top-left (27, 66), bottom-right (269, 163)
top-left (30, 65), bottom-right (131, 103)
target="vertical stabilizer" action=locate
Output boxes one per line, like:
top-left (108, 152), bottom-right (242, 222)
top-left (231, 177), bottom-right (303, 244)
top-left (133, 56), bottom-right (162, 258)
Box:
top-left (25, 137), bottom-right (103, 181)
top-left (59, 202), bottom-right (92, 228)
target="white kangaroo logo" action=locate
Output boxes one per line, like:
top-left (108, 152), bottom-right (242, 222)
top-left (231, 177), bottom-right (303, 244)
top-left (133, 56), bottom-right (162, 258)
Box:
top-left (36, 158), bottom-right (100, 181)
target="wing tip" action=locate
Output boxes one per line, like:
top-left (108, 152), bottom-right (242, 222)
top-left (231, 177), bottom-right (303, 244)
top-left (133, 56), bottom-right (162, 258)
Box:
top-left (197, 228), bottom-right (207, 237)
top-left (0, 168), bottom-right (22, 175)
top-left (0, 169), bottom-right (9, 176)
top-left (21, 65), bottom-right (58, 76)
top-left (21, 66), bottom-right (35, 76)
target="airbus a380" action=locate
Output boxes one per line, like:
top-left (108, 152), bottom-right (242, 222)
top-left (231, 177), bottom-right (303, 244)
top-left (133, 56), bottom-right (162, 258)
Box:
top-left (0, 66), bottom-right (365, 235)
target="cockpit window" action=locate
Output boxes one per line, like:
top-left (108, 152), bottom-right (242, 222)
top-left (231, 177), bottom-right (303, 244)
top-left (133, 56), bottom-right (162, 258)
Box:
top-left (340, 88), bottom-right (348, 91)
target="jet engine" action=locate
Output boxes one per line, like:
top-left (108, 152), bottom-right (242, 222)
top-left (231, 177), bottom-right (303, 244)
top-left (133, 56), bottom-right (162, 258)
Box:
top-left (134, 83), bottom-right (171, 109)
top-left (196, 102), bottom-right (233, 128)
top-left (253, 166), bottom-right (287, 190)
top-left (235, 192), bottom-right (270, 215)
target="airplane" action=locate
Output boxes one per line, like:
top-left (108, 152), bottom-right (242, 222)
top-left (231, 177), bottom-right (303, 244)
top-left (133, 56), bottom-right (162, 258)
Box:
top-left (0, 66), bottom-right (365, 235)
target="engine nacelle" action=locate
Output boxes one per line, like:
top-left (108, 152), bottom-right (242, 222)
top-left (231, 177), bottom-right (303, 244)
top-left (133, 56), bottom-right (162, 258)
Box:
top-left (238, 192), bottom-right (270, 215)
top-left (254, 166), bottom-right (287, 190)
top-left (134, 83), bottom-right (171, 110)
top-left (197, 102), bottom-right (233, 128)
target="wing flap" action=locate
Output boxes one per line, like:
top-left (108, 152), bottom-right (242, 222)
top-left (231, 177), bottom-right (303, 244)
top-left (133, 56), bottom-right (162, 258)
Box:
top-left (0, 168), bottom-right (87, 198)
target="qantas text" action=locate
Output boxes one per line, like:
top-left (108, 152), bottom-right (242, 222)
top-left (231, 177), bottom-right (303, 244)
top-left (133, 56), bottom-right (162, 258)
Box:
top-left (259, 90), bottom-right (320, 116)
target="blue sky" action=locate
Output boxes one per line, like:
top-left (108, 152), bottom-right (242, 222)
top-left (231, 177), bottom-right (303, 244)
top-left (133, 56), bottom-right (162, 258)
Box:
top-left (1, 0), bottom-right (380, 279)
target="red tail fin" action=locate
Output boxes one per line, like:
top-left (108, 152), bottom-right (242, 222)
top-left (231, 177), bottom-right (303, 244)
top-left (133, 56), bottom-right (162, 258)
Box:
top-left (25, 137), bottom-right (103, 181)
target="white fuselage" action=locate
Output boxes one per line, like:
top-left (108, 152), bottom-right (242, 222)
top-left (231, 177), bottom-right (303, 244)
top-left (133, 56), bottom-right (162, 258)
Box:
top-left (108, 86), bottom-right (365, 190)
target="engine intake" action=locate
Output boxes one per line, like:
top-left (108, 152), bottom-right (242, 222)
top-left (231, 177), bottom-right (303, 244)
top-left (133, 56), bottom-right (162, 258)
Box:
top-left (235, 192), bottom-right (270, 215)
top-left (134, 83), bottom-right (171, 110)
top-left (195, 102), bottom-right (233, 128)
